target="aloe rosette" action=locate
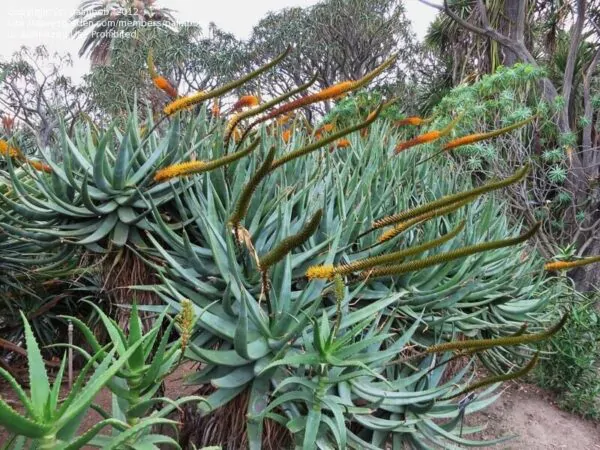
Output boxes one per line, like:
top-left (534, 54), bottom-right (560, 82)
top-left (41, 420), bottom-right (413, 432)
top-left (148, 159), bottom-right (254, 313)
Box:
top-left (140, 118), bottom-right (555, 448)
top-left (0, 112), bottom-right (195, 253)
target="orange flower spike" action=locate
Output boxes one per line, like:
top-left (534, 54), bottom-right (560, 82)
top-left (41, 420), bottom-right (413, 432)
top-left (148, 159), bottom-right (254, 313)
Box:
top-left (28, 159), bottom-right (52, 173)
top-left (544, 255), bottom-right (600, 271)
top-left (257, 55), bottom-right (396, 124)
top-left (163, 47), bottom-right (291, 116)
top-left (544, 261), bottom-right (575, 271)
top-left (261, 81), bottom-right (353, 121)
top-left (164, 91), bottom-right (207, 115)
top-left (154, 161), bottom-right (209, 182)
top-left (396, 116), bottom-right (432, 127)
top-left (153, 76), bottom-right (178, 99)
top-left (318, 123), bottom-right (335, 134)
top-left (147, 48), bottom-right (178, 99)
top-left (394, 131), bottom-right (441, 153)
top-left (443, 116), bottom-right (536, 151)
top-left (282, 129), bottom-right (292, 143)
top-left (335, 138), bottom-right (351, 149)
top-left (232, 95), bottom-right (260, 111)
top-left (394, 113), bottom-right (463, 155)
top-left (0, 140), bottom-right (23, 159)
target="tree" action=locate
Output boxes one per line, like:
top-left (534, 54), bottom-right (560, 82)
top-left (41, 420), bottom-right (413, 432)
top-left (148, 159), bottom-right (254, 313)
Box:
top-left (84, 23), bottom-right (247, 119)
top-left (70, 0), bottom-right (175, 65)
top-left (0, 46), bottom-right (91, 149)
top-left (169, 23), bottom-right (248, 93)
top-left (421, 0), bottom-right (600, 290)
top-left (247, 0), bottom-right (419, 115)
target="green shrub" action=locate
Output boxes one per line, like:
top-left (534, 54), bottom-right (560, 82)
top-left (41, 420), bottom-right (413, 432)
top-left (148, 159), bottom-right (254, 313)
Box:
top-left (534, 292), bottom-right (600, 419)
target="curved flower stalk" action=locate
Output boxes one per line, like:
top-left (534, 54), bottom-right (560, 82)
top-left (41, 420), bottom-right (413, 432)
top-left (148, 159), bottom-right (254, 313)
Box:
top-left (357, 223), bottom-right (540, 280)
top-left (229, 147), bottom-right (277, 231)
top-left (163, 46), bottom-right (291, 116)
top-left (258, 208), bottom-right (323, 272)
top-left (306, 220), bottom-right (465, 280)
top-left (268, 104), bottom-right (383, 171)
top-left (424, 312), bottom-right (568, 355)
top-left (258, 208), bottom-right (323, 313)
top-left (246, 55), bottom-right (396, 130)
top-left (544, 254), bottom-right (600, 271)
top-left (443, 116), bottom-right (536, 151)
top-left (396, 314), bottom-right (567, 401)
top-left (395, 116), bottom-right (432, 127)
top-left (147, 49), bottom-right (178, 99)
top-left (443, 353), bottom-right (540, 400)
top-left (394, 113), bottom-right (463, 154)
top-left (232, 95), bottom-right (260, 111)
top-left (377, 198), bottom-right (470, 244)
top-left (369, 164), bottom-right (529, 232)
top-left (225, 74), bottom-right (318, 145)
top-left (153, 138), bottom-right (260, 182)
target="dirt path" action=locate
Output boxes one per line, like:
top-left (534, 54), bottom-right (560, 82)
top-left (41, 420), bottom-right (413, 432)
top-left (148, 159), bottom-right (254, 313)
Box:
top-left (467, 382), bottom-right (600, 449)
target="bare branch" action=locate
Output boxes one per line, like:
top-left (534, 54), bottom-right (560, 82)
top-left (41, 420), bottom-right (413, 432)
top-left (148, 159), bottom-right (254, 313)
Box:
top-left (417, 0), bottom-right (442, 10)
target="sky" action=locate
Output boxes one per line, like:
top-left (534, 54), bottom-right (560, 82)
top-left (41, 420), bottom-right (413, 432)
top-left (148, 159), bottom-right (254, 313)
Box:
top-left (0, 0), bottom-right (441, 82)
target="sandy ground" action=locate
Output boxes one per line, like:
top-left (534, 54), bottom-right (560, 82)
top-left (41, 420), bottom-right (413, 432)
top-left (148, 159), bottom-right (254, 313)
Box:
top-left (467, 382), bottom-right (600, 449)
top-left (1, 364), bottom-right (599, 448)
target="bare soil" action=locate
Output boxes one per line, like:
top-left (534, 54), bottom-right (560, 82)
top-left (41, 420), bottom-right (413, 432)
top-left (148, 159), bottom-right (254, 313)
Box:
top-left (467, 382), bottom-right (600, 449)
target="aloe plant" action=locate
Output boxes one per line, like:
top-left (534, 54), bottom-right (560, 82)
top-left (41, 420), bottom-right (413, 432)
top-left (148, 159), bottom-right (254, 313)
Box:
top-left (126, 52), bottom-right (558, 446)
top-left (64, 300), bottom-right (204, 429)
top-left (0, 110), bottom-right (196, 253)
top-left (0, 311), bottom-right (172, 449)
top-left (139, 114), bottom-right (555, 448)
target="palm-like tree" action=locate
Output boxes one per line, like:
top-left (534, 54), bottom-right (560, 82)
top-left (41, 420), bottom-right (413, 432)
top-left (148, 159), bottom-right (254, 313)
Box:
top-left (70, 0), bottom-right (175, 65)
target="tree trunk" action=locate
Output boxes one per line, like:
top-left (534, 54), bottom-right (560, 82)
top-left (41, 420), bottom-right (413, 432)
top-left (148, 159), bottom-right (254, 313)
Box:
top-left (498, 0), bottom-right (523, 66)
top-left (573, 238), bottom-right (600, 293)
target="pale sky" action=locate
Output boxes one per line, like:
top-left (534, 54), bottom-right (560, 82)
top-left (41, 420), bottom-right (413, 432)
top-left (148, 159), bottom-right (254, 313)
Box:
top-left (0, 0), bottom-right (441, 82)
